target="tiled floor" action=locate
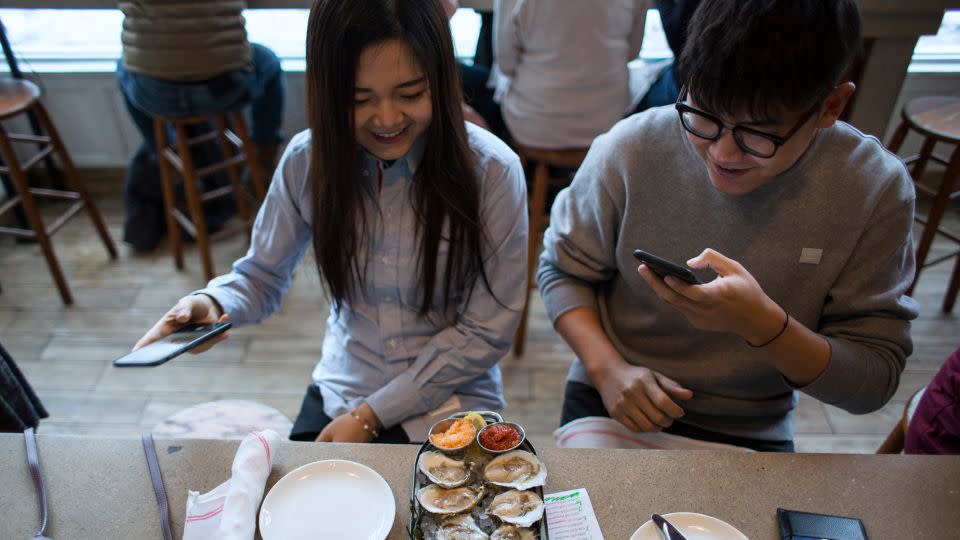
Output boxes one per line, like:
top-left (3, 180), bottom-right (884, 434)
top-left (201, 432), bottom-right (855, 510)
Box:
top-left (1, 172), bottom-right (957, 453)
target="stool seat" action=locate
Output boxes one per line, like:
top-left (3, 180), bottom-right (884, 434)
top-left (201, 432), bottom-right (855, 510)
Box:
top-left (151, 399), bottom-right (293, 440)
top-left (902, 97), bottom-right (960, 144)
top-left (0, 79), bottom-right (41, 120)
top-left (515, 145), bottom-right (590, 168)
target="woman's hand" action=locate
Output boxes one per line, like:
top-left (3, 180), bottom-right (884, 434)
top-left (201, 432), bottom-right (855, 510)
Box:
top-left (316, 403), bottom-right (383, 443)
top-left (133, 294), bottom-right (229, 352)
top-left (636, 248), bottom-right (784, 344)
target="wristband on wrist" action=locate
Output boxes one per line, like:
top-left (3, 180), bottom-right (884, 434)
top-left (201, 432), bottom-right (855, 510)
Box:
top-left (746, 306), bottom-right (790, 348)
top-left (349, 409), bottom-right (380, 439)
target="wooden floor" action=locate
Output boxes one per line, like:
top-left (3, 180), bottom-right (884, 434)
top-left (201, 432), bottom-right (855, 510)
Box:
top-left (1, 171), bottom-right (957, 453)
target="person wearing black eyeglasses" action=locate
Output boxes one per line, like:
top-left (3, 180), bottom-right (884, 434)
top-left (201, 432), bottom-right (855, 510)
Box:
top-left (539, 0), bottom-right (918, 452)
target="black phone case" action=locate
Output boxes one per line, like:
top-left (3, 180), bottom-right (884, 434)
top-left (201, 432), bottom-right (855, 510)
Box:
top-left (632, 249), bottom-right (701, 284)
top-left (113, 322), bottom-right (231, 367)
top-left (777, 508), bottom-right (868, 540)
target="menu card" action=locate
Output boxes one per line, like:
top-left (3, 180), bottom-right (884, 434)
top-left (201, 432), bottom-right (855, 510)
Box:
top-left (544, 488), bottom-right (604, 540)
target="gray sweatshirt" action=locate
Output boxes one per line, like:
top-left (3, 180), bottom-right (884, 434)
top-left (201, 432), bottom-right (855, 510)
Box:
top-left (538, 106), bottom-right (919, 442)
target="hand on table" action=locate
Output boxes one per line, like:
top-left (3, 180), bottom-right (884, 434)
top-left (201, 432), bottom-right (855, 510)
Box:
top-left (133, 294), bottom-right (230, 352)
top-left (316, 403), bottom-right (383, 443)
top-left (637, 248), bottom-right (784, 345)
top-left (596, 361), bottom-right (693, 432)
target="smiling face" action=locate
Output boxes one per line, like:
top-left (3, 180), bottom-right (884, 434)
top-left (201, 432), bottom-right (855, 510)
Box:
top-left (684, 94), bottom-right (823, 196)
top-left (353, 39), bottom-right (433, 162)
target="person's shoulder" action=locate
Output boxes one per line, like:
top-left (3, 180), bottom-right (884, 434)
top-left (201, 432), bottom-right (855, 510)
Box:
top-left (282, 129), bottom-right (312, 160)
top-left (584, 106), bottom-right (680, 167)
top-left (466, 122), bottom-right (522, 177)
top-left (825, 122), bottom-right (914, 200)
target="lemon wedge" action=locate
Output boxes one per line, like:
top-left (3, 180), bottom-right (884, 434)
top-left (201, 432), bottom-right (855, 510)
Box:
top-left (462, 412), bottom-right (488, 430)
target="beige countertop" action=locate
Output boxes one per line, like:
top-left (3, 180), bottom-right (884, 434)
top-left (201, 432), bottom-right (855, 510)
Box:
top-left (1, 434), bottom-right (958, 539)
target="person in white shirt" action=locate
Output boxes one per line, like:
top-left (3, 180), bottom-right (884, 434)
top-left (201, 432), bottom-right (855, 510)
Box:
top-left (494, 0), bottom-right (649, 148)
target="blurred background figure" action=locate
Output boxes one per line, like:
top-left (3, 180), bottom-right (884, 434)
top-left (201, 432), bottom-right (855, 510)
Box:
top-left (116, 0), bottom-right (285, 251)
top-left (493, 0), bottom-right (648, 149)
top-left (444, 0), bottom-right (507, 138)
top-left (630, 0), bottom-right (701, 114)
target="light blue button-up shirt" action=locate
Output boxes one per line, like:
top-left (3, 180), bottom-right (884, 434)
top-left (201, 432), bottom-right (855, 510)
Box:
top-left (200, 123), bottom-right (528, 440)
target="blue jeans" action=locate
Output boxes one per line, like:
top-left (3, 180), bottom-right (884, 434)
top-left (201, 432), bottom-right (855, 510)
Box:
top-left (631, 64), bottom-right (682, 115)
top-left (117, 43), bottom-right (285, 250)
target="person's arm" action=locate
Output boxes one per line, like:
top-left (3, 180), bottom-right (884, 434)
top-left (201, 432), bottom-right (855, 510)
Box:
top-left (197, 136), bottom-right (314, 325)
top-left (640, 171), bottom-right (917, 414)
top-left (494, 0), bottom-right (523, 78)
top-left (363, 153), bottom-right (528, 429)
top-left (538, 128), bottom-right (691, 432)
top-left (134, 135), bottom-right (313, 350)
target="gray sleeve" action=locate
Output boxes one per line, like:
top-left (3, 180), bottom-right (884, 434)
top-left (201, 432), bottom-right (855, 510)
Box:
top-left (799, 169), bottom-right (919, 414)
top-left (536, 129), bottom-right (627, 323)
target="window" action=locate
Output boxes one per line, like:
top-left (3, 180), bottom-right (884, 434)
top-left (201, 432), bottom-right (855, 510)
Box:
top-left (1, 8), bottom-right (958, 73)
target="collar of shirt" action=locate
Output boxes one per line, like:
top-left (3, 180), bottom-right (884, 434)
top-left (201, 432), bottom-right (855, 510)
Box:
top-left (358, 134), bottom-right (427, 186)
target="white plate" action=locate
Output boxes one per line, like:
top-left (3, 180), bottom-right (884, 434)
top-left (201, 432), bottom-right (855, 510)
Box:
top-left (259, 459), bottom-right (395, 540)
top-left (630, 512), bottom-right (749, 540)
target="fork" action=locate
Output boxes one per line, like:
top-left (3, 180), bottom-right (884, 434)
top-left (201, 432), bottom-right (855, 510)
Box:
top-left (23, 427), bottom-right (52, 540)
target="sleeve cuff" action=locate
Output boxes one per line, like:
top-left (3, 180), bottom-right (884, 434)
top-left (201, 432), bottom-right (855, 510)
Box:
top-left (541, 280), bottom-right (598, 324)
top-left (365, 375), bottom-right (425, 429)
top-left (795, 337), bottom-right (864, 406)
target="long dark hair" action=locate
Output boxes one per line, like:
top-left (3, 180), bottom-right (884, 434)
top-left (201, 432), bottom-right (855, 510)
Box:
top-left (305, 0), bottom-right (491, 315)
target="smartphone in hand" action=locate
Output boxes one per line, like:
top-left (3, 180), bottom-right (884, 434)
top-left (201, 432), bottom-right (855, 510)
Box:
top-left (633, 249), bottom-right (702, 285)
top-left (113, 322), bottom-right (232, 367)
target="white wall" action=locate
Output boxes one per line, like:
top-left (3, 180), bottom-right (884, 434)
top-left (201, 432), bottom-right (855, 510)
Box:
top-left (2, 69), bottom-right (959, 180)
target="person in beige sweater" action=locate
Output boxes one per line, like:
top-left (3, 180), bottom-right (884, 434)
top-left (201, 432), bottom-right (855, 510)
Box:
top-left (116, 0), bottom-right (285, 251)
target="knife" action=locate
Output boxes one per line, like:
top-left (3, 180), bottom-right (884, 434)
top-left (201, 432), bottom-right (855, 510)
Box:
top-left (652, 513), bottom-right (688, 540)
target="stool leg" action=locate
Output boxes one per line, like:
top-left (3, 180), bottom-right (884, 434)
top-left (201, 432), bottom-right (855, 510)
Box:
top-left (173, 123), bottom-right (215, 281)
top-left (886, 121), bottom-right (909, 154)
top-left (229, 111), bottom-right (267, 202)
top-left (155, 119), bottom-right (184, 270)
top-left (944, 253), bottom-right (960, 313)
top-left (0, 128), bottom-right (73, 305)
top-left (215, 115), bottom-right (252, 225)
top-left (910, 144), bottom-right (960, 294)
top-left (31, 102), bottom-right (117, 260)
top-left (514, 160), bottom-right (550, 357)
top-left (911, 137), bottom-right (936, 181)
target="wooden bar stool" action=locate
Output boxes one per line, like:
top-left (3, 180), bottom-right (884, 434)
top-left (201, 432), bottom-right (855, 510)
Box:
top-left (0, 79), bottom-right (117, 305)
top-left (887, 96), bottom-right (960, 312)
top-left (153, 110), bottom-right (268, 281)
top-left (513, 145), bottom-right (589, 356)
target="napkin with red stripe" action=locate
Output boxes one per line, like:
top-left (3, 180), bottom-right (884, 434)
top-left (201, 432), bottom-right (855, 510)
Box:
top-left (182, 429), bottom-right (281, 540)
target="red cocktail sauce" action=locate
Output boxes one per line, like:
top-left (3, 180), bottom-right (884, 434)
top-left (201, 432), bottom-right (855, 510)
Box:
top-left (480, 423), bottom-right (521, 451)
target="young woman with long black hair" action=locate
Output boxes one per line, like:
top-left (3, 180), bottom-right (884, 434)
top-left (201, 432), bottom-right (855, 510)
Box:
top-left (134, 0), bottom-right (528, 444)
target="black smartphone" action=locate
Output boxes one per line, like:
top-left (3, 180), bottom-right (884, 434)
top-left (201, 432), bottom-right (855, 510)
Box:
top-left (113, 322), bottom-right (232, 367)
top-left (633, 249), bottom-right (702, 285)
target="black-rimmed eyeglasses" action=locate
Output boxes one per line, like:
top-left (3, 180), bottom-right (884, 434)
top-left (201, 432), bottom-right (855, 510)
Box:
top-left (674, 86), bottom-right (821, 159)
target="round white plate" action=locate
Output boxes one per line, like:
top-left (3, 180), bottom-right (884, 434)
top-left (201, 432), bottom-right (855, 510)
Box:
top-left (630, 512), bottom-right (749, 540)
top-left (259, 459), bottom-right (395, 540)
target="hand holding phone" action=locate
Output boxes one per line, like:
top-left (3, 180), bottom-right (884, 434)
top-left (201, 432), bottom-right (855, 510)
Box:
top-left (114, 322), bottom-right (232, 367)
top-left (633, 249), bottom-right (701, 285)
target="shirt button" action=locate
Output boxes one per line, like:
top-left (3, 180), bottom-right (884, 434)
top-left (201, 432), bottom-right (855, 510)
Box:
top-left (388, 339), bottom-right (399, 349)
top-left (383, 295), bottom-right (391, 302)
top-left (362, 170), bottom-right (370, 176)
top-left (381, 256), bottom-right (390, 264)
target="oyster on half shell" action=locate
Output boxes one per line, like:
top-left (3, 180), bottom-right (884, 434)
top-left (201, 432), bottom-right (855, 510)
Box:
top-left (417, 483), bottom-right (486, 515)
top-left (483, 450), bottom-right (546, 490)
top-left (487, 489), bottom-right (544, 528)
top-left (434, 514), bottom-right (490, 540)
top-left (490, 524), bottom-right (537, 540)
top-left (418, 451), bottom-right (472, 488)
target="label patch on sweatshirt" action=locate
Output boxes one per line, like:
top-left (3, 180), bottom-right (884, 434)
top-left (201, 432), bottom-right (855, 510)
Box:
top-left (799, 248), bottom-right (823, 265)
